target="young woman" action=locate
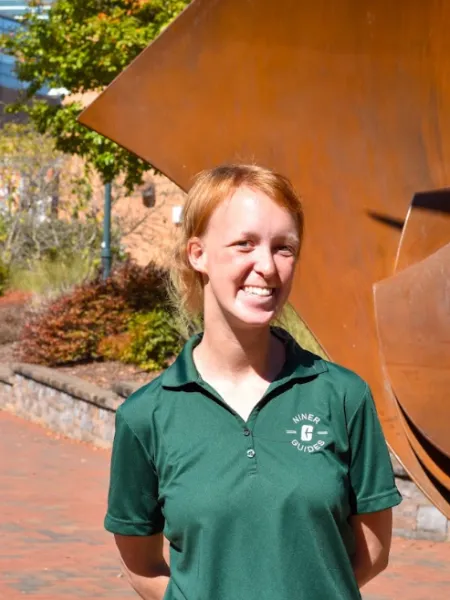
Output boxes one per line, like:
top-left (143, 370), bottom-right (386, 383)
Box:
top-left (105, 164), bottom-right (402, 600)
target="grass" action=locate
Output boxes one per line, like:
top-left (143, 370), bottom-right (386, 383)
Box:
top-left (9, 256), bottom-right (97, 304)
top-left (276, 303), bottom-right (328, 359)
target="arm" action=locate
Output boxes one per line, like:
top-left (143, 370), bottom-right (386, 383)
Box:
top-left (114, 533), bottom-right (170, 600)
top-left (350, 508), bottom-right (393, 589)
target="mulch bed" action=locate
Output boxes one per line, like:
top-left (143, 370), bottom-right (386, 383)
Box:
top-left (0, 289), bottom-right (163, 393)
top-left (54, 360), bottom-right (159, 390)
top-left (0, 341), bottom-right (158, 392)
top-left (0, 290), bottom-right (32, 307)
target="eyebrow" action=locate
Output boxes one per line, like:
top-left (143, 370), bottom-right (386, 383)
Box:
top-left (235, 231), bottom-right (299, 241)
top-left (231, 231), bottom-right (300, 248)
top-left (280, 233), bottom-right (300, 245)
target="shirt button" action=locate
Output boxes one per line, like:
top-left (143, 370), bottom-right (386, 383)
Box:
top-left (246, 449), bottom-right (256, 458)
top-left (243, 429), bottom-right (251, 436)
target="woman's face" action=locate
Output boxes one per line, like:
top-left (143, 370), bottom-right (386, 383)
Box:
top-left (188, 185), bottom-right (300, 329)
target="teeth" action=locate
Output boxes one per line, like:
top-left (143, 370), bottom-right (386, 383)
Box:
top-left (243, 286), bottom-right (273, 297)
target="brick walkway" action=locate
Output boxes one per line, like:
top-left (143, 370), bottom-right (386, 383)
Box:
top-left (1, 410), bottom-right (449, 600)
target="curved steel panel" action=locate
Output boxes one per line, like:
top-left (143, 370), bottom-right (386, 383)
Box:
top-left (78, 0), bottom-right (450, 516)
top-left (374, 244), bottom-right (450, 457)
top-left (395, 190), bottom-right (450, 272)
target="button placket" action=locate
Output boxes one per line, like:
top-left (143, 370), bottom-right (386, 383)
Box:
top-left (242, 426), bottom-right (258, 473)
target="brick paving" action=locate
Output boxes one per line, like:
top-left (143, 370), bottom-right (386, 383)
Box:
top-left (1, 410), bottom-right (449, 600)
top-left (0, 410), bottom-right (133, 599)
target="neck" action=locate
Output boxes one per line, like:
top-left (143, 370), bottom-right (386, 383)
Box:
top-left (194, 316), bottom-right (277, 381)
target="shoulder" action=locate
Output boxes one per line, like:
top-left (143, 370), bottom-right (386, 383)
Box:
top-left (116, 373), bottom-right (166, 438)
top-left (320, 359), bottom-right (367, 395)
top-left (279, 325), bottom-right (371, 422)
top-left (319, 359), bottom-right (372, 421)
top-left (277, 327), bottom-right (369, 413)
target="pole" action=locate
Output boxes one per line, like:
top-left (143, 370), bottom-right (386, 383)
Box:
top-left (102, 181), bottom-right (112, 279)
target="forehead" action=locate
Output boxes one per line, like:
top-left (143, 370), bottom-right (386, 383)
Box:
top-left (207, 186), bottom-right (297, 234)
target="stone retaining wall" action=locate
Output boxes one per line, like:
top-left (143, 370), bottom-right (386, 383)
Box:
top-left (0, 363), bottom-right (127, 448)
top-left (0, 363), bottom-right (448, 541)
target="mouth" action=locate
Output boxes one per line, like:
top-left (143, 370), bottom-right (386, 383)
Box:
top-left (241, 285), bottom-right (275, 297)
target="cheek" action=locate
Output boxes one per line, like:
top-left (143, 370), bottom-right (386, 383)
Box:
top-left (276, 257), bottom-right (297, 282)
top-left (209, 250), bottom-right (252, 276)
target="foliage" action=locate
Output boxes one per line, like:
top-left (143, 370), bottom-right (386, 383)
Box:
top-left (97, 332), bottom-right (131, 362)
top-left (0, 212), bottom-right (123, 269)
top-left (120, 309), bottom-right (181, 371)
top-left (0, 123), bottom-right (103, 227)
top-left (0, 210), bottom-right (126, 302)
top-left (0, 123), bottom-right (138, 299)
top-left (111, 259), bottom-right (169, 311)
top-left (17, 261), bottom-right (173, 366)
top-left (0, 0), bottom-right (191, 189)
top-left (0, 258), bottom-right (9, 296)
top-left (18, 279), bottom-right (130, 365)
top-left (9, 256), bottom-right (98, 302)
top-left (0, 123), bottom-right (64, 214)
top-left (275, 303), bottom-right (327, 358)
top-left (0, 122), bottom-right (127, 295)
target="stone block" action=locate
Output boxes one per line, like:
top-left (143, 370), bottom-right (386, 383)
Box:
top-left (112, 380), bottom-right (141, 398)
top-left (393, 515), bottom-right (417, 535)
top-left (390, 452), bottom-right (408, 478)
top-left (417, 506), bottom-right (448, 538)
top-left (395, 478), bottom-right (428, 503)
top-left (394, 498), bottom-right (418, 517)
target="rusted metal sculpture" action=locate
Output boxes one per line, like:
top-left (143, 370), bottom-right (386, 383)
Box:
top-left (78, 0), bottom-right (450, 516)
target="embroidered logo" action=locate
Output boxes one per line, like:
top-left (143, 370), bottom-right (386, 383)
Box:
top-left (285, 413), bottom-right (329, 453)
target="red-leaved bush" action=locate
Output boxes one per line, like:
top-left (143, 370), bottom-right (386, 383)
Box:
top-left (16, 261), bottom-right (171, 366)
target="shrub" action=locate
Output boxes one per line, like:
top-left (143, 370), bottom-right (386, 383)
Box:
top-left (18, 280), bottom-right (130, 365)
top-left (97, 332), bottom-right (131, 362)
top-left (16, 261), bottom-right (173, 366)
top-left (120, 309), bottom-right (181, 372)
top-left (0, 259), bottom-right (9, 297)
top-left (0, 212), bottom-right (125, 273)
top-left (113, 261), bottom-right (169, 311)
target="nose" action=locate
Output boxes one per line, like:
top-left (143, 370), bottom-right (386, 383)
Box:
top-left (254, 246), bottom-right (277, 279)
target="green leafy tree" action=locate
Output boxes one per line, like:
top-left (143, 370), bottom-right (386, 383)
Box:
top-left (1, 0), bottom-right (191, 190)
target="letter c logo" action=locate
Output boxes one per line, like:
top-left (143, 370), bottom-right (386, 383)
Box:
top-left (300, 425), bottom-right (313, 442)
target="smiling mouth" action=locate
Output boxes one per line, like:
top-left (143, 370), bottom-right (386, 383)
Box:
top-left (242, 286), bottom-right (274, 297)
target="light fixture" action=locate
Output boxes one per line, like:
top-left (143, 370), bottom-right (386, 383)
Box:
top-left (141, 182), bottom-right (156, 208)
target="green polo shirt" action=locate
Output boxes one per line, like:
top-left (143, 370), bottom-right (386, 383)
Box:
top-left (105, 328), bottom-right (401, 600)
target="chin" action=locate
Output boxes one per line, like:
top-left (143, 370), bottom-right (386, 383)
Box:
top-left (230, 307), bottom-right (276, 329)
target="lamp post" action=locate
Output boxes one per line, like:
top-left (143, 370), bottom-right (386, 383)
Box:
top-left (101, 181), bottom-right (112, 279)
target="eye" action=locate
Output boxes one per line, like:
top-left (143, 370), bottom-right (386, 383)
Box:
top-left (234, 240), bottom-right (253, 250)
top-left (276, 245), bottom-right (296, 256)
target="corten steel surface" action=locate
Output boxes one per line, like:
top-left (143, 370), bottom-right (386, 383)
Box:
top-left (79, 0), bottom-right (450, 515)
top-left (374, 244), bottom-right (450, 458)
top-left (395, 191), bottom-right (450, 272)
top-left (397, 407), bottom-right (450, 493)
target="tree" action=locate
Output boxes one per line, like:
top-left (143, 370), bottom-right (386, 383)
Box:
top-left (0, 122), bottom-right (63, 215)
top-left (0, 123), bottom-right (125, 284)
top-left (0, 0), bottom-right (191, 190)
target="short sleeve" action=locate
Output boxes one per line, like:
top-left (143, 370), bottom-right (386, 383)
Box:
top-left (104, 409), bottom-right (164, 536)
top-left (347, 385), bottom-right (402, 514)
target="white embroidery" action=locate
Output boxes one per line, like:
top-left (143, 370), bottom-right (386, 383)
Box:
top-left (285, 413), bottom-right (329, 453)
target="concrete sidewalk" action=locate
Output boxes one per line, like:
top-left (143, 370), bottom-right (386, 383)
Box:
top-left (1, 410), bottom-right (449, 600)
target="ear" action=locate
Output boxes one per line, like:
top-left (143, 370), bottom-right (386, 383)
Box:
top-left (187, 237), bottom-right (208, 274)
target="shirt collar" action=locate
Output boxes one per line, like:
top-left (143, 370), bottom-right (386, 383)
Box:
top-left (161, 327), bottom-right (327, 390)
